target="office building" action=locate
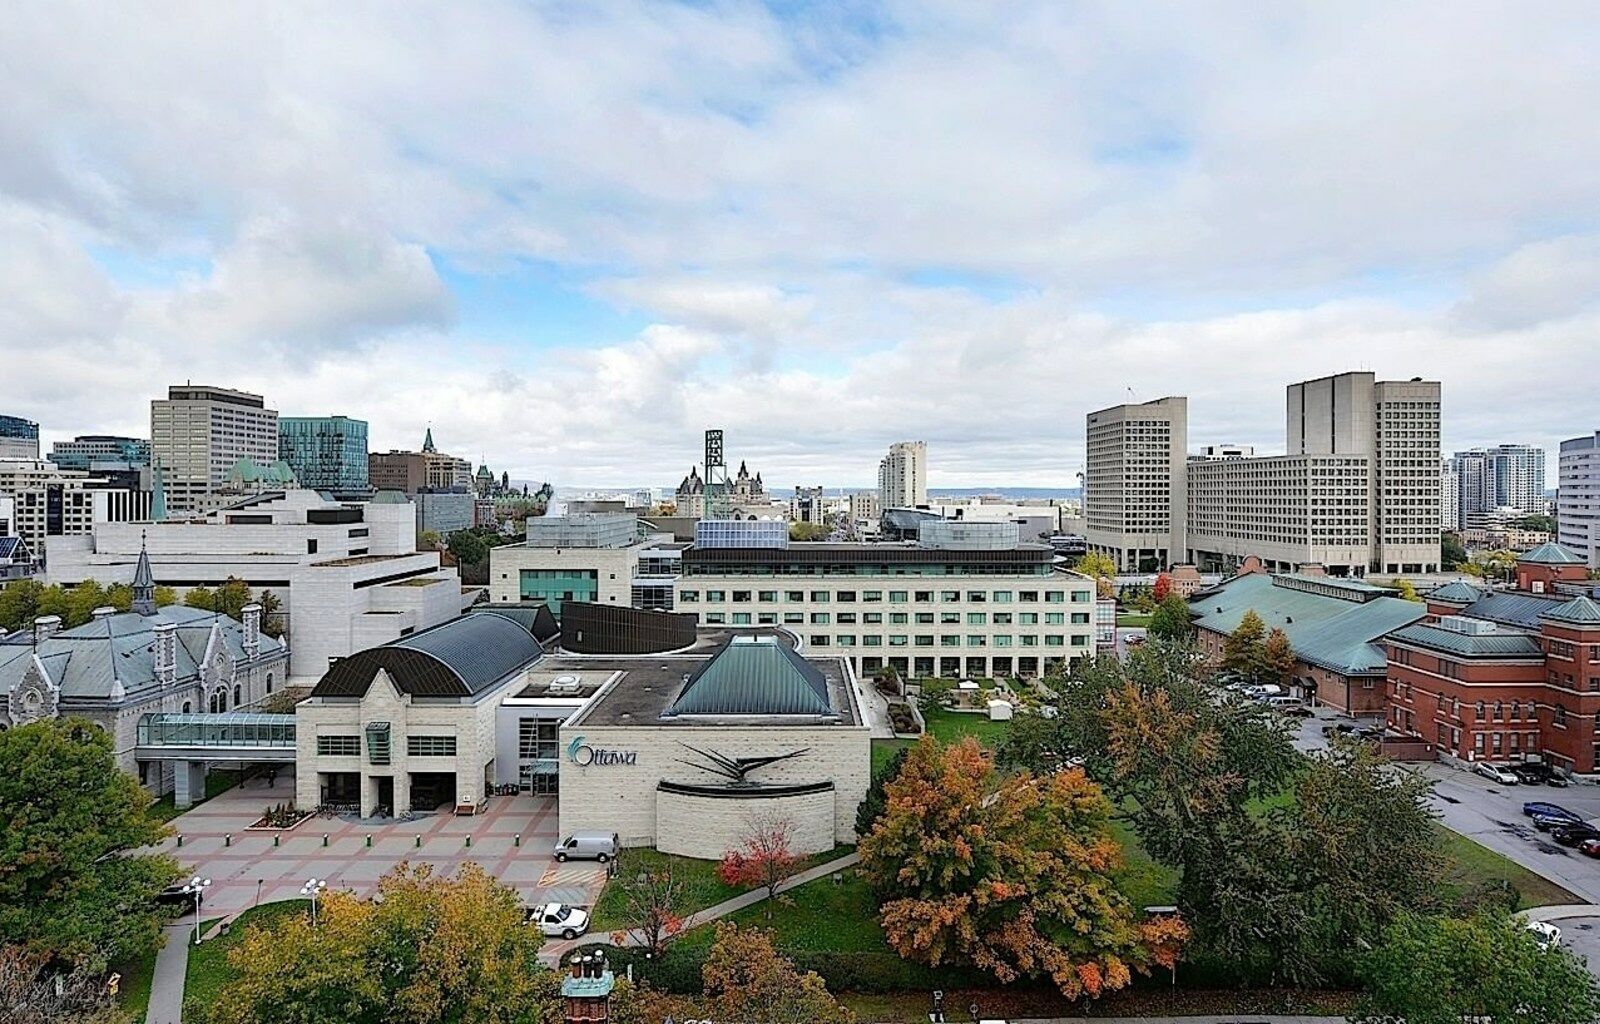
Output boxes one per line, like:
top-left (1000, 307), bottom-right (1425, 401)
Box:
top-left (848, 492), bottom-right (881, 524)
top-left (1187, 453), bottom-right (1372, 575)
top-left (674, 524), bottom-right (1096, 680)
top-left (0, 460), bottom-right (150, 550)
top-left (1445, 444), bottom-right (1546, 531)
top-left (0, 415), bottom-right (40, 461)
top-left (150, 385), bottom-right (279, 513)
top-left (877, 441), bottom-right (928, 510)
top-left (489, 513), bottom-right (647, 615)
top-left (46, 489), bottom-right (465, 679)
top-left (793, 485), bottom-right (826, 525)
top-left (279, 416), bottom-right (370, 492)
top-left (0, 496), bottom-right (31, 581)
top-left (48, 435), bottom-right (151, 471)
top-left (1558, 431), bottom-right (1600, 568)
top-left (1286, 372), bottom-right (1441, 574)
top-left (369, 450), bottom-right (430, 494)
top-left (1441, 460), bottom-right (1460, 533)
top-left (1084, 396), bottom-right (1188, 572)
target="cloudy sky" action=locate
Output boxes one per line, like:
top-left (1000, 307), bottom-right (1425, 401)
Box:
top-left (3, 2), bottom-right (1597, 488)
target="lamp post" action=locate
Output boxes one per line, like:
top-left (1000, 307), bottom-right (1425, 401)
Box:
top-left (301, 877), bottom-right (327, 927)
top-left (183, 876), bottom-right (211, 946)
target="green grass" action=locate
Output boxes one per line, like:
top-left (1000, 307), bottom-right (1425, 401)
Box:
top-left (112, 948), bottom-right (158, 1023)
top-left (922, 705), bottom-right (1011, 747)
top-left (1107, 819), bottom-right (1179, 910)
top-left (1117, 613), bottom-right (1153, 627)
top-left (589, 846), bottom-right (852, 932)
top-left (676, 867), bottom-right (886, 954)
top-left (1437, 826), bottom-right (1578, 909)
top-left (184, 900), bottom-right (309, 1011)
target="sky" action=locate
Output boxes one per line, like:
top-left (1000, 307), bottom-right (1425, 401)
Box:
top-left (3, 2), bottom-right (1598, 489)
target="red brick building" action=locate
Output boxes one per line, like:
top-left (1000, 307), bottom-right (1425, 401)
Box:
top-left (1384, 543), bottom-right (1600, 775)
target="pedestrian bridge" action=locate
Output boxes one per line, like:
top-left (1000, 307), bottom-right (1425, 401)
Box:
top-left (135, 712), bottom-right (297, 763)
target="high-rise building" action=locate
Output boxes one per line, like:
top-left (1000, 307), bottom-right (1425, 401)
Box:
top-left (0, 461), bottom-right (149, 550)
top-left (1558, 430), bottom-right (1600, 568)
top-left (1441, 459), bottom-right (1460, 533)
top-left (1083, 397), bottom-right (1188, 572)
top-left (1444, 444), bottom-right (1547, 530)
top-left (278, 416), bottom-right (370, 492)
top-left (150, 385), bottom-right (279, 513)
top-left (1286, 372), bottom-right (1441, 575)
top-left (877, 441), bottom-right (928, 510)
top-left (0, 415), bottom-right (40, 461)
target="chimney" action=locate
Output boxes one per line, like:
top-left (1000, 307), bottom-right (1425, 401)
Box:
top-left (153, 621), bottom-right (177, 686)
top-left (241, 602), bottom-right (262, 658)
top-left (34, 615), bottom-right (61, 644)
top-left (92, 606), bottom-right (117, 621)
top-left (1296, 562), bottom-right (1327, 578)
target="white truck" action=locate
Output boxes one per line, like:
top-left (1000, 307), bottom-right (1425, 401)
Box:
top-left (528, 903), bottom-right (590, 940)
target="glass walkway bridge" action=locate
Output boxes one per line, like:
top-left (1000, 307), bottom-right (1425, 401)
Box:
top-left (135, 712), bottom-right (298, 763)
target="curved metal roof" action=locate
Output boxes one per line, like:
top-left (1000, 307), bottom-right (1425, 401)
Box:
top-left (665, 635), bottom-right (831, 716)
top-left (311, 613), bottom-right (543, 698)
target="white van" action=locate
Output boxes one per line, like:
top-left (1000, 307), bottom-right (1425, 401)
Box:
top-left (553, 831), bottom-right (619, 863)
top-left (1244, 684), bottom-right (1283, 698)
top-left (1264, 695), bottom-right (1303, 711)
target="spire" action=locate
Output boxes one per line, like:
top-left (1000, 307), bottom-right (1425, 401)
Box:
top-left (132, 531), bottom-right (157, 616)
top-left (151, 457), bottom-right (167, 521)
top-left (422, 426), bottom-right (436, 453)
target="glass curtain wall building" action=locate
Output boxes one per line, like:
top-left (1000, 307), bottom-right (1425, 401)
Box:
top-left (278, 416), bottom-right (370, 491)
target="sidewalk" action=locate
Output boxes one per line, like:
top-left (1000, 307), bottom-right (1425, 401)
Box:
top-left (145, 924), bottom-right (193, 1024)
top-left (1013, 1017), bottom-right (1344, 1024)
top-left (544, 851), bottom-right (862, 962)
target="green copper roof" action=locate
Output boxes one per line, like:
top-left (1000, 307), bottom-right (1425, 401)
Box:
top-left (1520, 542), bottom-right (1585, 565)
top-left (666, 636), bottom-right (831, 716)
top-left (1541, 595), bottom-right (1600, 626)
top-left (1429, 580), bottom-right (1484, 604)
top-left (1389, 622), bottom-right (1544, 658)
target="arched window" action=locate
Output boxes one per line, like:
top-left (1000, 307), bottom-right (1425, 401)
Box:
top-left (182, 701), bottom-right (191, 714)
top-left (208, 688), bottom-right (228, 714)
top-left (266, 673), bottom-right (274, 694)
top-left (233, 684), bottom-right (242, 708)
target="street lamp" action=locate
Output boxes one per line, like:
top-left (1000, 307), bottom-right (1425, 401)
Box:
top-left (301, 878), bottom-right (328, 927)
top-left (182, 876), bottom-right (211, 946)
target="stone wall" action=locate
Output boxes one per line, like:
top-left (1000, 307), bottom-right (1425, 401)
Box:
top-left (656, 785), bottom-right (836, 859)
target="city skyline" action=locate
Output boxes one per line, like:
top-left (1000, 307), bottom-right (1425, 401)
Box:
top-left (4, 4), bottom-right (1599, 486)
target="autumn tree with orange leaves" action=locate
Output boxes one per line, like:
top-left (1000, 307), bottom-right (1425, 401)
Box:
top-left (859, 736), bottom-right (1186, 1001)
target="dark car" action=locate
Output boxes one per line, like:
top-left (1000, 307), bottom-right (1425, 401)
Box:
top-left (1552, 823), bottom-right (1600, 847)
top-left (1522, 801), bottom-right (1581, 822)
top-left (1581, 838), bottom-right (1600, 859)
top-left (1533, 813), bottom-right (1579, 832)
top-left (155, 884), bottom-right (200, 907)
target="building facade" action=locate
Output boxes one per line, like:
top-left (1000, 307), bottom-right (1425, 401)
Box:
top-left (1559, 431), bottom-right (1600, 568)
top-left (1444, 444), bottom-right (1546, 531)
top-left (877, 440), bottom-right (928, 510)
top-left (674, 528), bottom-right (1096, 680)
top-left (1084, 396), bottom-right (1188, 572)
top-left (278, 416), bottom-right (370, 492)
top-left (0, 415), bottom-right (40, 461)
top-left (1186, 453), bottom-right (1372, 575)
top-left (151, 385), bottom-right (279, 513)
top-left (490, 513), bottom-right (645, 615)
top-left (48, 435), bottom-right (151, 472)
top-left (0, 460), bottom-right (149, 551)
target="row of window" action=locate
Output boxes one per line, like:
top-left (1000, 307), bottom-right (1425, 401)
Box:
top-left (680, 588), bottom-right (1089, 604)
top-left (315, 734), bottom-right (458, 757)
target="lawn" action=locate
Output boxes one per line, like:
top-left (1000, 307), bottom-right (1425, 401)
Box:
top-left (1437, 825), bottom-right (1577, 909)
top-left (870, 704), bottom-right (1012, 774)
top-left (589, 845), bottom-right (854, 932)
top-left (112, 948), bottom-right (158, 1023)
top-left (1117, 613), bottom-right (1153, 628)
top-left (184, 900), bottom-right (310, 1011)
top-left (675, 866), bottom-right (885, 954)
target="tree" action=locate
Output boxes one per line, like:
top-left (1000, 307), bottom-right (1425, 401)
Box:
top-left (1390, 578), bottom-right (1421, 602)
top-left (1074, 552), bottom-right (1116, 582)
top-left (1222, 609), bottom-right (1267, 680)
top-left (0, 719), bottom-right (178, 971)
top-left (257, 589), bottom-right (285, 638)
top-left (446, 530), bottom-right (490, 568)
top-left (417, 530), bottom-right (443, 552)
top-left (195, 862), bottom-right (545, 1024)
top-left (1152, 573), bottom-right (1173, 602)
top-left (1147, 594), bottom-right (1192, 640)
top-left (1441, 532), bottom-right (1468, 570)
top-left (0, 945), bottom-right (126, 1024)
top-left (702, 923), bottom-right (854, 1024)
top-left (183, 586), bottom-right (215, 611)
top-left (1262, 628), bottom-right (1296, 686)
top-left (1516, 513), bottom-right (1557, 534)
top-left (607, 866), bottom-right (686, 956)
top-left (0, 579), bottom-right (44, 632)
top-left (788, 521), bottom-right (829, 541)
top-left (860, 736), bottom-right (1179, 1000)
top-left (855, 745), bottom-right (908, 836)
top-left (717, 814), bottom-right (800, 906)
top-left (1353, 911), bottom-right (1600, 1024)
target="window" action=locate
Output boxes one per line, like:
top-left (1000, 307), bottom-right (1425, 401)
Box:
top-left (519, 719), bottom-right (560, 760)
top-left (758, 612), bottom-right (777, 625)
top-left (208, 688), bottom-right (227, 714)
top-left (1475, 701), bottom-right (1485, 721)
top-left (317, 735), bottom-right (360, 757)
top-left (967, 612), bottom-right (987, 625)
top-left (1071, 612), bottom-right (1090, 624)
top-left (967, 635), bottom-right (987, 647)
top-left (705, 612), bottom-right (726, 625)
top-left (967, 591), bottom-right (986, 603)
top-left (306, 539), bottom-right (318, 554)
top-left (1045, 590), bottom-right (1065, 603)
top-left (916, 612), bottom-right (934, 624)
top-left (1020, 635), bottom-right (1039, 646)
top-left (810, 635), bottom-right (831, 647)
top-left (758, 590), bottom-right (778, 603)
top-left (941, 611), bottom-right (961, 624)
top-left (407, 735), bottom-right (457, 757)
top-left (836, 635), bottom-right (857, 647)
top-left (863, 612), bottom-right (883, 624)
top-left (233, 684), bottom-right (242, 708)
top-left (863, 635), bottom-right (883, 646)
top-left (365, 723), bottom-right (391, 765)
top-left (1019, 612), bottom-right (1038, 625)
top-left (940, 635), bottom-right (960, 647)
top-left (1072, 591), bottom-right (1092, 603)
top-left (1019, 590), bottom-right (1039, 602)
top-left (811, 612), bottom-right (831, 624)
top-left (1555, 706), bottom-right (1568, 728)
top-left (993, 612), bottom-right (1013, 625)
top-left (787, 590), bottom-right (805, 602)
top-left (992, 591), bottom-right (1013, 603)
top-left (891, 612), bottom-right (909, 624)
top-left (707, 590), bottom-right (726, 602)
top-left (864, 590), bottom-right (883, 602)
top-left (941, 590), bottom-right (961, 602)
top-left (679, 590), bottom-right (699, 603)
top-left (811, 591), bottom-right (830, 603)
top-left (1072, 634), bottom-right (1091, 647)
top-left (915, 591), bottom-right (933, 603)
top-left (732, 612), bottom-right (751, 625)
top-left (889, 635), bottom-right (908, 646)
top-left (266, 673), bottom-right (274, 694)
top-left (838, 591), bottom-right (857, 602)
top-left (1044, 635), bottom-right (1065, 646)
top-left (732, 590), bottom-right (751, 603)
top-left (1045, 612), bottom-right (1065, 625)
top-left (834, 612), bottom-right (857, 624)
top-left (783, 612), bottom-right (804, 624)
top-left (994, 635), bottom-right (1014, 647)
top-left (890, 590), bottom-right (908, 603)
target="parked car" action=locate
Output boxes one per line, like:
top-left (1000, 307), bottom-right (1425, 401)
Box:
top-left (1244, 684), bottom-right (1283, 699)
top-left (1264, 695), bottom-right (1304, 711)
top-left (1513, 763), bottom-right (1572, 788)
top-left (553, 831), bottom-right (619, 863)
top-left (1522, 801), bottom-right (1581, 822)
top-left (526, 902), bottom-right (589, 940)
top-left (1279, 703), bottom-right (1316, 718)
top-left (1474, 763), bottom-right (1520, 785)
top-left (1532, 813), bottom-right (1579, 832)
top-left (1322, 722), bottom-right (1359, 737)
top-left (1552, 823), bottom-right (1600, 847)
top-left (155, 884), bottom-right (201, 907)
top-left (1527, 921), bottom-right (1562, 949)
top-left (1579, 838), bottom-right (1600, 859)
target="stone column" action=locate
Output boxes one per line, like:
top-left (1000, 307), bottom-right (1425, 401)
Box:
top-left (174, 761), bottom-right (207, 810)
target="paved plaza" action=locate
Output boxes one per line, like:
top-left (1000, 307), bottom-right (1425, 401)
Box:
top-left (156, 771), bottom-right (606, 918)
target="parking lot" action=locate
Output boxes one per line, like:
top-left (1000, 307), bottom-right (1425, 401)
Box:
top-left (155, 772), bottom-right (608, 919)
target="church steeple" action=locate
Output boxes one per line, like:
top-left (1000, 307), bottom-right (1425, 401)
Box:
top-left (422, 426), bottom-right (436, 453)
top-left (131, 532), bottom-right (157, 617)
